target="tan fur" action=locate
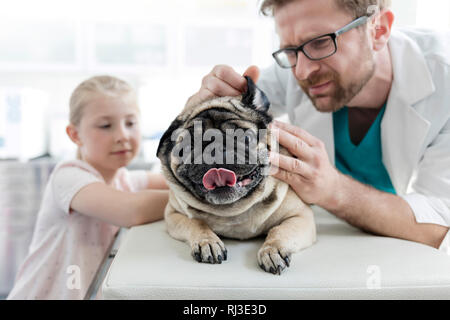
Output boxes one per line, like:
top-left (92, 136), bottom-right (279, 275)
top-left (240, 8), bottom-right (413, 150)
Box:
top-left (160, 95), bottom-right (316, 274)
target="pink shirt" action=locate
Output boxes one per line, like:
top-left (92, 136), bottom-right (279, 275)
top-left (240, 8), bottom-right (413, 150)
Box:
top-left (7, 159), bottom-right (150, 300)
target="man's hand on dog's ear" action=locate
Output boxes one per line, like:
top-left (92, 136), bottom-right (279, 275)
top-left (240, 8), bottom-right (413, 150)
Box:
top-left (269, 120), bottom-right (341, 209)
top-left (185, 65), bottom-right (260, 108)
top-left (243, 65), bottom-right (260, 86)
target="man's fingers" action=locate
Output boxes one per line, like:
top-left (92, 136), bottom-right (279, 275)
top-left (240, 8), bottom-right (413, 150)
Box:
top-left (271, 120), bottom-right (318, 147)
top-left (197, 65), bottom-right (261, 102)
top-left (203, 75), bottom-right (242, 97)
top-left (269, 165), bottom-right (299, 185)
top-left (270, 152), bottom-right (310, 179)
top-left (189, 64), bottom-right (262, 109)
top-left (243, 65), bottom-right (260, 84)
top-left (212, 65), bottom-right (248, 93)
top-left (271, 127), bottom-right (313, 161)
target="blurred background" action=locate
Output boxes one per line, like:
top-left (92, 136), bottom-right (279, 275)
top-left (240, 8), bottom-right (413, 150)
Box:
top-left (1, 0), bottom-right (449, 299)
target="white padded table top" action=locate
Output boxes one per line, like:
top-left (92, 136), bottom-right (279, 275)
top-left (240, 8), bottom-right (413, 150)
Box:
top-left (102, 206), bottom-right (450, 299)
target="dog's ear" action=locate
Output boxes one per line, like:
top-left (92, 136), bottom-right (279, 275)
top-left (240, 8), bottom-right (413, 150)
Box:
top-left (241, 76), bottom-right (270, 113)
top-left (156, 119), bottom-right (183, 160)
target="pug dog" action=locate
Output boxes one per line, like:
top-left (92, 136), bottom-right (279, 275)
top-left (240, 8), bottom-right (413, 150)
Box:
top-left (156, 77), bottom-right (316, 275)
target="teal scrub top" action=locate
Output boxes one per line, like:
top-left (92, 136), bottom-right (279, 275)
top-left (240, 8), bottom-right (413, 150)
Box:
top-left (333, 104), bottom-right (396, 194)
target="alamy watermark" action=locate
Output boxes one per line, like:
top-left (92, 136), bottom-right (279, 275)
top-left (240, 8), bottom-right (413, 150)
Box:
top-left (366, 265), bottom-right (381, 289)
top-left (170, 121), bottom-right (279, 172)
top-left (66, 265), bottom-right (81, 290)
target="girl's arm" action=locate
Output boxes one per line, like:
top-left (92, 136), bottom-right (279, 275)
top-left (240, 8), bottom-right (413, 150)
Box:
top-left (147, 172), bottom-right (169, 189)
top-left (70, 182), bottom-right (168, 228)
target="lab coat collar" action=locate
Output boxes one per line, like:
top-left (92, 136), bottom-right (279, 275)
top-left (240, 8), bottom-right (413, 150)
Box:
top-left (381, 29), bottom-right (434, 194)
top-left (388, 29), bottom-right (435, 106)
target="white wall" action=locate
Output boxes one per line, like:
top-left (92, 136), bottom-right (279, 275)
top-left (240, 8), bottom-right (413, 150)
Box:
top-left (392, 0), bottom-right (450, 28)
top-left (0, 0), bottom-right (448, 162)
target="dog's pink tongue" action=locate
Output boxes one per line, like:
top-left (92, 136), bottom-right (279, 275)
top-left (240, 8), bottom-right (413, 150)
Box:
top-left (202, 168), bottom-right (237, 190)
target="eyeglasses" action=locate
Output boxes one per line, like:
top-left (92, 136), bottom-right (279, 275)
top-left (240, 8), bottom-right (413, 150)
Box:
top-left (272, 15), bottom-right (369, 68)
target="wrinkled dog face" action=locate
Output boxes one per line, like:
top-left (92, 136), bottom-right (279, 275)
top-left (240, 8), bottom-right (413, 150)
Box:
top-left (175, 108), bottom-right (269, 205)
top-left (157, 77), bottom-right (274, 205)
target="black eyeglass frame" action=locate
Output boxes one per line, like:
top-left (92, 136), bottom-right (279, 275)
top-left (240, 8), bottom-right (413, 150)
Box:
top-left (272, 15), bottom-right (370, 68)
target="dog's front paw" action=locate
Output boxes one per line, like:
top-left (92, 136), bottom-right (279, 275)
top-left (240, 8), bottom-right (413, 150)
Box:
top-left (191, 235), bottom-right (227, 264)
top-left (257, 242), bottom-right (292, 275)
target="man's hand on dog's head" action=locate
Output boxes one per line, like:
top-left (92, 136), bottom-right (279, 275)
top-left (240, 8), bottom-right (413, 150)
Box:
top-left (186, 65), bottom-right (260, 108)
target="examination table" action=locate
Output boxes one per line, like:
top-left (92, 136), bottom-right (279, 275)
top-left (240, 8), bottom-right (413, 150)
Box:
top-left (101, 206), bottom-right (450, 299)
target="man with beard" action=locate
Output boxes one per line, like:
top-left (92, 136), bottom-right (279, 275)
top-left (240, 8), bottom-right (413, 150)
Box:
top-left (187, 0), bottom-right (450, 251)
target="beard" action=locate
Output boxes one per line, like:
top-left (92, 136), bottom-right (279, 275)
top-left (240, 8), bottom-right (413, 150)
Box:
top-left (298, 41), bottom-right (375, 113)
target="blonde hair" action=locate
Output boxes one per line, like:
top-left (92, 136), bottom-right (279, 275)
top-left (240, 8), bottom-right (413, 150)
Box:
top-left (260, 0), bottom-right (392, 18)
top-left (69, 75), bottom-right (138, 159)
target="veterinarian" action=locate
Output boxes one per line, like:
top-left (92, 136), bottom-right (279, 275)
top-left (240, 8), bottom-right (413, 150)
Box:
top-left (187, 0), bottom-right (450, 251)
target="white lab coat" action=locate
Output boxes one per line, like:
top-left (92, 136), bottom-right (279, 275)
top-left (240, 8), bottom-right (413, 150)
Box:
top-left (257, 27), bottom-right (450, 250)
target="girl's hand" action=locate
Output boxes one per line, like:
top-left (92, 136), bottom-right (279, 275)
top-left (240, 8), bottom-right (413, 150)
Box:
top-left (70, 183), bottom-right (167, 227)
top-left (147, 172), bottom-right (169, 189)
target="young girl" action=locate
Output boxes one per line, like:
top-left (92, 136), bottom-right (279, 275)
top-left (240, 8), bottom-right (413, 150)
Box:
top-left (7, 75), bottom-right (168, 300)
